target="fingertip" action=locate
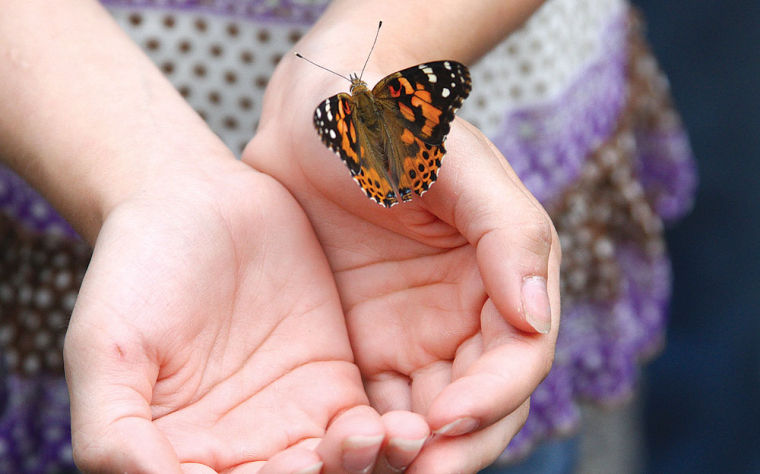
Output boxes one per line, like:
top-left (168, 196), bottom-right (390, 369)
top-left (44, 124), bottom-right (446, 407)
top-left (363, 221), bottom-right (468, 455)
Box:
top-left (377, 411), bottom-right (429, 472)
top-left (522, 276), bottom-right (552, 334)
top-left (316, 405), bottom-right (385, 473)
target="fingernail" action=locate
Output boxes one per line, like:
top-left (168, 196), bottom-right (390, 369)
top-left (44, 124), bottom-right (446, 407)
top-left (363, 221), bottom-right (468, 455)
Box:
top-left (433, 417), bottom-right (479, 436)
top-left (522, 276), bottom-right (551, 334)
top-left (294, 461), bottom-right (323, 474)
top-left (342, 434), bottom-right (384, 473)
top-left (384, 437), bottom-right (426, 471)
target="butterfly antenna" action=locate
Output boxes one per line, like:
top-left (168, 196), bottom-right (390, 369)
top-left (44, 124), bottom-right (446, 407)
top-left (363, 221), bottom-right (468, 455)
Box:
top-left (294, 52), bottom-right (352, 83)
top-left (359, 20), bottom-right (383, 81)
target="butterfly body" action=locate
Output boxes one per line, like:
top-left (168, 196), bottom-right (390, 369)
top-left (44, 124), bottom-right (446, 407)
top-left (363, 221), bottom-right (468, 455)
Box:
top-left (314, 61), bottom-right (472, 208)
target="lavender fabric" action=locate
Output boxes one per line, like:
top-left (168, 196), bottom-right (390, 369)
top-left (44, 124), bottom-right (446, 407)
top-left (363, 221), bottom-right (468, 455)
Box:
top-left (101, 0), bottom-right (326, 24)
top-left (495, 13), bottom-right (629, 206)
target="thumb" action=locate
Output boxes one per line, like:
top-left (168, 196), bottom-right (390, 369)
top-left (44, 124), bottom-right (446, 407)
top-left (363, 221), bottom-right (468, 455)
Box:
top-left (426, 119), bottom-right (561, 335)
top-left (64, 304), bottom-right (181, 473)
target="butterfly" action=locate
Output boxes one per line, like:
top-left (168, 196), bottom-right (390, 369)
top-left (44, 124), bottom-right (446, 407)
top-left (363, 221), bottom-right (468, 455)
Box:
top-left (298, 23), bottom-right (471, 208)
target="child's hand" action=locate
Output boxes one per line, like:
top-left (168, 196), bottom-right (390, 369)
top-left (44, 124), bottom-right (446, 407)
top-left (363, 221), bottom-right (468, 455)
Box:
top-left (244, 50), bottom-right (561, 472)
top-left (64, 159), bottom-right (427, 473)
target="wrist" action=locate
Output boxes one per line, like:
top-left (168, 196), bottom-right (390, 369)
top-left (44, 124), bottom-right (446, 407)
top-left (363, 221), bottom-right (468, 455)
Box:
top-left (0, 0), bottom-right (235, 243)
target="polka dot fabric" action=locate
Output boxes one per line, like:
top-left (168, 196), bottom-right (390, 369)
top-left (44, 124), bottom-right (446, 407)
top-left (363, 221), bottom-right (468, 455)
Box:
top-left (0, 0), bottom-right (696, 470)
top-left (109, 7), bottom-right (311, 155)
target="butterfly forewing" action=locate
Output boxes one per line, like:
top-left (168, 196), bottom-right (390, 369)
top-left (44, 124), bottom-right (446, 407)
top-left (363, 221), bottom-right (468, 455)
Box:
top-left (314, 93), bottom-right (361, 176)
top-left (373, 60), bottom-right (471, 144)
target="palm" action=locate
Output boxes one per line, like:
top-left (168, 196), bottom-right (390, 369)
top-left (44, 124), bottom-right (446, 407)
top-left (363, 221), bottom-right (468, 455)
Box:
top-left (65, 163), bottom-right (376, 472)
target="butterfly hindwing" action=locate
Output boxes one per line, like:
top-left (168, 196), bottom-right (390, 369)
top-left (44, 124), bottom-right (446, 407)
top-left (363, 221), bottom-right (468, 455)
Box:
top-left (398, 137), bottom-right (446, 198)
top-left (373, 60), bottom-right (472, 144)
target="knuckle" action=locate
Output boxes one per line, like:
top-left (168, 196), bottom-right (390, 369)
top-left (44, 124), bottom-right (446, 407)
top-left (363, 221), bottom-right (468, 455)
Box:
top-left (516, 210), bottom-right (554, 257)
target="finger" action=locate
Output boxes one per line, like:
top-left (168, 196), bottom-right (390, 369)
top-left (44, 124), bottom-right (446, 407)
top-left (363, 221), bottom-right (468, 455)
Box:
top-left (427, 119), bottom-right (560, 335)
top-left (409, 360), bottom-right (453, 415)
top-left (181, 463), bottom-right (217, 474)
top-left (375, 411), bottom-right (430, 473)
top-left (407, 401), bottom-right (530, 474)
top-left (425, 299), bottom-right (555, 436)
top-left (255, 446), bottom-right (324, 474)
top-left (315, 405), bottom-right (385, 474)
top-left (365, 372), bottom-right (413, 414)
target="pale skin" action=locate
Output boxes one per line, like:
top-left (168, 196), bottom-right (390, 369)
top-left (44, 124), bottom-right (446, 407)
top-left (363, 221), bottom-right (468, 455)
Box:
top-left (0, 0), bottom-right (559, 472)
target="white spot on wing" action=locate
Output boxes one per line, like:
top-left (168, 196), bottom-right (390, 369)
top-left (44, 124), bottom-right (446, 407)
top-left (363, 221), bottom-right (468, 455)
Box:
top-left (329, 129), bottom-right (336, 139)
top-left (428, 73), bottom-right (437, 83)
top-left (441, 87), bottom-right (450, 97)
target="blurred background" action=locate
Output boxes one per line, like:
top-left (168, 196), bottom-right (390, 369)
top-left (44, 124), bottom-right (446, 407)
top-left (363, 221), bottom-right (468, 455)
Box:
top-left (632, 0), bottom-right (760, 472)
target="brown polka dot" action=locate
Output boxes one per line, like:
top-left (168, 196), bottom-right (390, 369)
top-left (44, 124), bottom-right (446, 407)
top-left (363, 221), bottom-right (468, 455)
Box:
top-left (178, 39), bottom-right (192, 53)
top-left (254, 75), bottom-right (268, 89)
top-left (240, 50), bottom-right (254, 64)
top-left (194, 18), bottom-right (208, 33)
top-left (288, 30), bottom-right (302, 44)
top-left (193, 64), bottom-right (207, 77)
top-left (226, 23), bottom-right (239, 37)
top-left (238, 96), bottom-right (253, 110)
top-left (208, 91), bottom-right (221, 105)
top-left (224, 71), bottom-right (238, 84)
top-left (161, 61), bottom-right (175, 75)
top-left (509, 85), bottom-right (523, 99)
top-left (145, 38), bottom-right (160, 51)
top-left (178, 85), bottom-right (191, 98)
top-left (210, 44), bottom-right (224, 57)
top-left (507, 43), bottom-right (519, 55)
top-left (257, 29), bottom-right (270, 43)
top-left (223, 116), bottom-right (238, 130)
top-left (162, 15), bottom-right (175, 28)
top-left (271, 53), bottom-right (283, 66)
top-left (128, 13), bottom-right (142, 26)
top-left (197, 109), bottom-right (208, 121)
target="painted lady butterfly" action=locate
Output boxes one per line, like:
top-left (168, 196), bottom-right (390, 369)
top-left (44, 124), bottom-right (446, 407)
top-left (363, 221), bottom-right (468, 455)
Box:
top-left (299, 24), bottom-right (472, 207)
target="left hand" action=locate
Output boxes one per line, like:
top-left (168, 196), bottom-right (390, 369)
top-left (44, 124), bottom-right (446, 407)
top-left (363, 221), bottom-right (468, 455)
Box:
top-left (244, 52), bottom-right (562, 472)
top-left (64, 159), bottom-right (428, 473)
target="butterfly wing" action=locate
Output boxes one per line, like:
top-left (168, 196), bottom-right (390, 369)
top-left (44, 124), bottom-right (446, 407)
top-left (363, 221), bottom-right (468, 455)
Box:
top-left (373, 60), bottom-right (471, 144)
top-left (372, 61), bottom-right (471, 197)
top-left (314, 93), bottom-right (399, 207)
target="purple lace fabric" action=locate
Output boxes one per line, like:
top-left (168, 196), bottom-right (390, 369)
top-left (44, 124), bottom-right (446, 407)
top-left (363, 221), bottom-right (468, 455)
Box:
top-left (0, 1), bottom-right (697, 471)
top-left (101, 0), bottom-right (326, 24)
top-left (0, 169), bottom-right (77, 238)
top-left (0, 377), bottom-right (73, 473)
top-left (492, 9), bottom-right (696, 461)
